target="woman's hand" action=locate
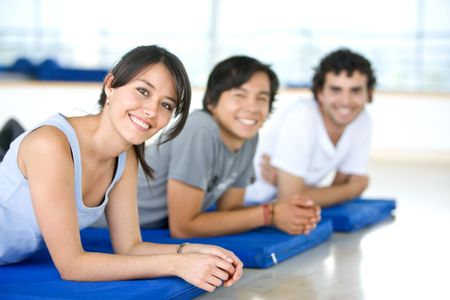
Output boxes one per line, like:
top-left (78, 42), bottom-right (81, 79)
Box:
top-left (180, 244), bottom-right (243, 288)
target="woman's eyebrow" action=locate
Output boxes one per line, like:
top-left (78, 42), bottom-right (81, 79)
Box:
top-left (137, 79), bottom-right (177, 103)
top-left (137, 79), bottom-right (154, 88)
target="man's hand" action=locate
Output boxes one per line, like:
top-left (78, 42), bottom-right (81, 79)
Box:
top-left (272, 195), bottom-right (321, 235)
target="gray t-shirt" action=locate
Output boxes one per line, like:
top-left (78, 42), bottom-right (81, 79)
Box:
top-left (137, 109), bottom-right (258, 228)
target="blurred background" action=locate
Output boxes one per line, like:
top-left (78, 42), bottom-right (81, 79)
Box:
top-left (1, 0), bottom-right (449, 161)
top-left (1, 0), bottom-right (449, 91)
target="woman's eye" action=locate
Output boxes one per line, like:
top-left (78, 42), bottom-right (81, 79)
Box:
top-left (137, 87), bottom-right (149, 96)
top-left (162, 102), bottom-right (174, 111)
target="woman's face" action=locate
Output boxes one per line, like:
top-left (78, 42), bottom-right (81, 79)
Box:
top-left (105, 63), bottom-right (178, 146)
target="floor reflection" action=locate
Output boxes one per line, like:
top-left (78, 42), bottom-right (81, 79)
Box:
top-left (197, 162), bottom-right (450, 299)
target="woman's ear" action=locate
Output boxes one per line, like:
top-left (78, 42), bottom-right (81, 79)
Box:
top-left (104, 73), bottom-right (114, 98)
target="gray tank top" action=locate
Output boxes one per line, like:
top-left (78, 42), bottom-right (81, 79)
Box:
top-left (0, 114), bottom-right (126, 264)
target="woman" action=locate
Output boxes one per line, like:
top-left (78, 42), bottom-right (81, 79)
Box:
top-left (0, 45), bottom-right (242, 292)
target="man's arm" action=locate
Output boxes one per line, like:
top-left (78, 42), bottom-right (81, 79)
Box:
top-left (277, 169), bottom-right (369, 207)
top-left (167, 179), bottom-right (320, 238)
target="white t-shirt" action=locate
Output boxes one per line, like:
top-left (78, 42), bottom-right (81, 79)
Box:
top-left (245, 99), bottom-right (372, 203)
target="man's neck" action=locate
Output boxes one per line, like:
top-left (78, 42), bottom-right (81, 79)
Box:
top-left (320, 113), bottom-right (346, 146)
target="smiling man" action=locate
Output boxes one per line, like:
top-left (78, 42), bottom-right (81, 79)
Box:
top-left (136, 56), bottom-right (320, 237)
top-left (245, 48), bottom-right (376, 207)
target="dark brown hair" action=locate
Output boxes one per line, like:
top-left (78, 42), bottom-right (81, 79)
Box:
top-left (202, 55), bottom-right (279, 113)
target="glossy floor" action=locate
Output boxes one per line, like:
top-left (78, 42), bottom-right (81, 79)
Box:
top-left (197, 161), bottom-right (450, 300)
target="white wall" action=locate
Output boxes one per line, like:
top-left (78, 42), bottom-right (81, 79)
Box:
top-left (1, 82), bottom-right (449, 162)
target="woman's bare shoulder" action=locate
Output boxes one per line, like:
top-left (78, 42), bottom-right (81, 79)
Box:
top-left (19, 125), bottom-right (73, 174)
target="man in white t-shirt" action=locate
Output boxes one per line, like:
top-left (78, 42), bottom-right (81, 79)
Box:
top-left (245, 48), bottom-right (376, 207)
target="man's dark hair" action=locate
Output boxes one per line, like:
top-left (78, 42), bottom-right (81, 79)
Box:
top-left (203, 56), bottom-right (279, 113)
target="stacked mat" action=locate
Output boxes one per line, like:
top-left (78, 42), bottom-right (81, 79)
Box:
top-left (1, 57), bottom-right (108, 82)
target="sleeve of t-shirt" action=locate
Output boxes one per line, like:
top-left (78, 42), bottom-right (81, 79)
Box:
top-left (270, 108), bottom-right (314, 179)
top-left (338, 112), bottom-right (372, 175)
top-left (231, 135), bottom-right (258, 188)
top-left (168, 126), bottom-right (215, 191)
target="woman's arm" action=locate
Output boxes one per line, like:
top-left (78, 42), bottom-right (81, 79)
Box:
top-left (103, 147), bottom-right (243, 288)
top-left (20, 128), bottom-right (241, 291)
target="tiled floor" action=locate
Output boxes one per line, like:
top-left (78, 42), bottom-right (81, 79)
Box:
top-left (197, 160), bottom-right (450, 300)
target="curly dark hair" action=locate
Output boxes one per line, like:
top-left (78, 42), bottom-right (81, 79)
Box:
top-left (311, 48), bottom-right (376, 102)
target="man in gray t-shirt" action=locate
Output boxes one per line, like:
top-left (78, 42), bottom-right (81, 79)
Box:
top-left (137, 56), bottom-right (320, 237)
top-left (138, 109), bottom-right (257, 228)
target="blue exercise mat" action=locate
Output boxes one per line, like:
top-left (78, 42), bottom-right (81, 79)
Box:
top-left (81, 221), bottom-right (332, 269)
top-left (139, 220), bottom-right (333, 269)
top-left (0, 238), bottom-right (204, 300)
top-left (321, 197), bottom-right (396, 232)
top-left (0, 222), bottom-right (332, 299)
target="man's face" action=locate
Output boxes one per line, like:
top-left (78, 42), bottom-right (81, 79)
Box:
top-left (209, 71), bottom-right (271, 151)
top-left (317, 70), bottom-right (370, 129)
